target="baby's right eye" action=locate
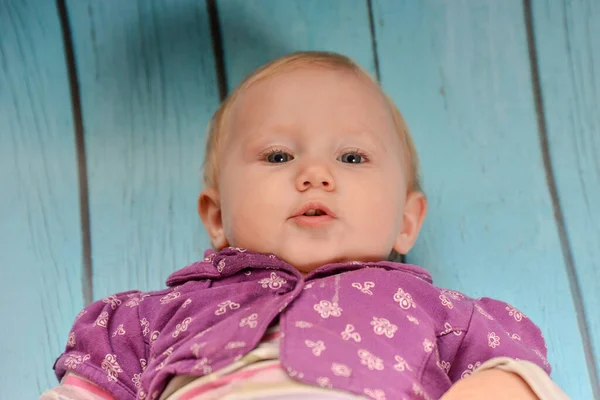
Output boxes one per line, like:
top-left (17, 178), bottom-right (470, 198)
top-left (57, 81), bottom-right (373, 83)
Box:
top-left (265, 150), bottom-right (293, 163)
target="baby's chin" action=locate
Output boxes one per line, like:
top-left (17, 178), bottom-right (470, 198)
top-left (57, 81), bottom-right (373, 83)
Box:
top-left (225, 241), bottom-right (388, 274)
top-left (277, 250), bottom-right (385, 275)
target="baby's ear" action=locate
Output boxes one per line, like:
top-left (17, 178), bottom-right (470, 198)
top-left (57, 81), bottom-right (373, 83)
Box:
top-left (198, 188), bottom-right (228, 250)
top-left (393, 191), bottom-right (427, 255)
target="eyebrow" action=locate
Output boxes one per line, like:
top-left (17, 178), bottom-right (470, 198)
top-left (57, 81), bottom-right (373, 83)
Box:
top-left (340, 129), bottom-right (390, 153)
top-left (236, 124), bottom-right (299, 148)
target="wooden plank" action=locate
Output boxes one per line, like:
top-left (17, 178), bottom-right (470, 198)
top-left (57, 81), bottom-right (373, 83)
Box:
top-left (371, 1), bottom-right (593, 398)
top-left (0, 1), bottom-right (84, 397)
top-left (65, 0), bottom-right (221, 296)
top-left (531, 0), bottom-right (600, 394)
top-left (217, 0), bottom-right (376, 90)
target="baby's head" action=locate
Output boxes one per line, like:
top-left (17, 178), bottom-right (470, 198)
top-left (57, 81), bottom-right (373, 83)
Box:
top-left (199, 52), bottom-right (427, 274)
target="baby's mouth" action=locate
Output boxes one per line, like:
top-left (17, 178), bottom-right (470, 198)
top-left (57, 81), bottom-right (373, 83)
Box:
top-left (303, 209), bottom-right (327, 217)
top-left (290, 202), bottom-right (336, 225)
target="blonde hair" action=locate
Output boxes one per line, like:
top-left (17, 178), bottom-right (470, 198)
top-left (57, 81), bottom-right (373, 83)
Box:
top-left (202, 51), bottom-right (422, 194)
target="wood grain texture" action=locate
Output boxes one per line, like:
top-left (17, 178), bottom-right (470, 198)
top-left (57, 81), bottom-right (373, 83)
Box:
top-left (532, 0), bottom-right (600, 394)
top-left (0, 1), bottom-right (84, 397)
top-left (65, 0), bottom-right (221, 297)
top-left (371, 1), bottom-right (593, 398)
top-left (217, 0), bottom-right (377, 90)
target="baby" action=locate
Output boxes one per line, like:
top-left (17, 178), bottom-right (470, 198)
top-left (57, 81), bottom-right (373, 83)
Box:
top-left (42, 52), bottom-right (568, 400)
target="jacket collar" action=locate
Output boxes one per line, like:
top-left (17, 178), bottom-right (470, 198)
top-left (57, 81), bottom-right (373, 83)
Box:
top-left (166, 247), bottom-right (432, 287)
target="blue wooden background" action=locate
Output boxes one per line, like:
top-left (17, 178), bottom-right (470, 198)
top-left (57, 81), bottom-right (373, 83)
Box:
top-left (0, 1), bottom-right (598, 399)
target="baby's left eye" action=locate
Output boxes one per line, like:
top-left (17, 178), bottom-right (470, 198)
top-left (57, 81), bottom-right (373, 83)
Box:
top-left (338, 152), bottom-right (365, 164)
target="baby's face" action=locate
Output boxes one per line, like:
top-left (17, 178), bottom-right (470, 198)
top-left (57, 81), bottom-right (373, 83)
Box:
top-left (206, 67), bottom-right (420, 273)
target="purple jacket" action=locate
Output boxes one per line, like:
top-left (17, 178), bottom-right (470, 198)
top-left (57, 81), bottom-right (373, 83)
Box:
top-left (54, 248), bottom-right (550, 399)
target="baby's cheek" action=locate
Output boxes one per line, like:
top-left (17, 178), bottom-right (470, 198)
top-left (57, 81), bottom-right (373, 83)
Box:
top-left (224, 205), bottom-right (270, 248)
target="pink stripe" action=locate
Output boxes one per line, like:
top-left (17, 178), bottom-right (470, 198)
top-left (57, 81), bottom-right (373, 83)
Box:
top-left (64, 375), bottom-right (114, 399)
top-left (180, 363), bottom-right (283, 400)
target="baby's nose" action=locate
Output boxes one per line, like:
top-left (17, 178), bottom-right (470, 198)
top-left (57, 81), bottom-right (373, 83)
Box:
top-left (295, 164), bottom-right (335, 191)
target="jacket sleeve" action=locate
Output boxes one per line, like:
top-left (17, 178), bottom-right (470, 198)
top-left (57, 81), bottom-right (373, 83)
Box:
top-left (53, 291), bottom-right (148, 400)
top-left (446, 297), bottom-right (551, 383)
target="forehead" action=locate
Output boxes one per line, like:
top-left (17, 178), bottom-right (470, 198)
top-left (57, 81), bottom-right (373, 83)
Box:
top-left (226, 66), bottom-right (397, 140)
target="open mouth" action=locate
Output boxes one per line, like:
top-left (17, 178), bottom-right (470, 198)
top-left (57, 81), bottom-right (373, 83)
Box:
top-left (303, 209), bottom-right (327, 217)
top-left (292, 203), bottom-right (335, 226)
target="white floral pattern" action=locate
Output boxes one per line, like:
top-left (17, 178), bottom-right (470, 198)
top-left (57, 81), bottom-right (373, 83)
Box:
top-left (441, 289), bottom-right (465, 301)
top-left (64, 353), bottom-right (90, 370)
top-left (217, 259), bottom-right (226, 273)
top-left (125, 297), bottom-right (141, 307)
top-left (239, 313), bottom-right (258, 328)
top-left (181, 298), bottom-right (192, 308)
top-left (351, 281), bottom-right (375, 295)
top-left (149, 330), bottom-right (159, 345)
top-left (331, 362), bottom-right (352, 377)
top-left (371, 317), bottom-right (397, 338)
top-left (93, 312), bottom-right (109, 328)
top-left (140, 318), bottom-right (150, 337)
top-left (101, 354), bottom-right (123, 382)
top-left (125, 294), bottom-right (149, 307)
top-left (314, 300), bottom-right (342, 318)
top-left (132, 373), bottom-right (141, 388)
top-left (67, 332), bottom-right (76, 347)
top-left (437, 360), bottom-right (451, 373)
top-left (317, 376), bottom-right (332, 388)
top-left (225, 341), bottom-right (246, 349)
top-left (439, 294), bottom-right (454, 309)
top-left (295, 321), bottom-right (313, 328)
top-left (305, 339), bottom-right (326, 356)
top-left (393, 288), bottom-right (416, 310)
top-left (190, 342), bottom-right (207, 357)
top-left (341, 324), bottom-right (362, 342)
top-left (286, 366), bottom-right (304, 378)
top-left (215, 300), bottom-right (240, 315)
top-left (393, 355), bottom-right (412, 372)
top-left (192, 357), bottom-right (212, 374)
top-left (203, 253), bottom-right (216, 262)
top-left (364, 388), bottom-right (386, 400)
top-left (440, 322), bottom-right (452, 335)
top-left (112, 324), bottom-right (126, 337)
top-left (423, 338), bottom-right (434, 353)
top-left (358, 349), bottom-right (384, 371)
top-left (159, 291), bottom-right (181, 305)
top-left (172, 317), bottom-right (193, 338)
top-left (258, 272), bottom-right (287, 289)
top-left (103, 295), bottom-right (122, 310)
top-left (461, 361), bottom-right (482, 379)
top-left (406, 315), bottom-right (419, 325)
top-left (162, 347), bottom-right (174, 357)
top-left (506, 306), bottom-right (526, 322)
top-left (439, 321), bottom-right (462, 336)
top-left (154, 360), bottom-right (166, 372)
top-left (412, 382), bottom-right (432, 400)
top-left (487, 332), bottom-right (500, 348)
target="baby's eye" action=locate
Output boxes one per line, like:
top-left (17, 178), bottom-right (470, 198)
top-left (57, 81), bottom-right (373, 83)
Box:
top-left (266, 151), bottom-right (293, 163)
top-left (339, 152), bottom-right (365, 164)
